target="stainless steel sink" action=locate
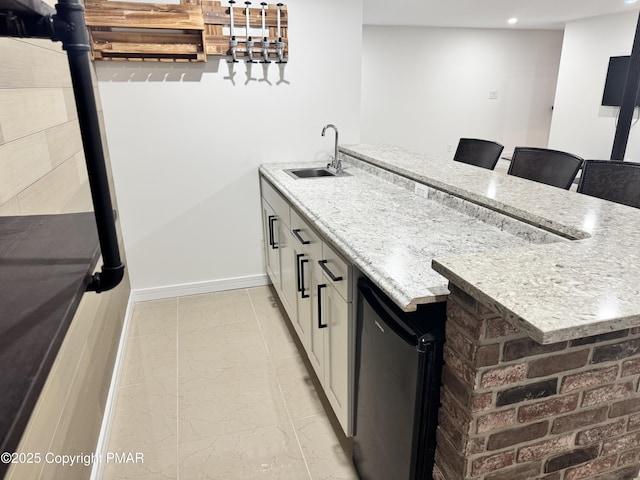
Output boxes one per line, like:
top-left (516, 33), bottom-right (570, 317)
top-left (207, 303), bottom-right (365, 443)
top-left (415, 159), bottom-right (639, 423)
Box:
top-left (284, 167), bottom-right (350, 179)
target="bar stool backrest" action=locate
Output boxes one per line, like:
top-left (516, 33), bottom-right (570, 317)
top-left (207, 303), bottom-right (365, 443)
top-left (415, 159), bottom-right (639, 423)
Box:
top-left (453, 138), bottom-right (504, 170)
top-left (508, 147), bottom-right (583, 190)
top-left (578, 159), bottom-right (640, 209)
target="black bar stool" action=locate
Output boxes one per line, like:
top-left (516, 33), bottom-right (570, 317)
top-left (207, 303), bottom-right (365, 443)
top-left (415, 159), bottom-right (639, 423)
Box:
top-left (578, 160), bottom-right (640, 208)
top-left (453, 138), bottom-right (504, 170)
top-left (508, 147), bottom-right (583, 190)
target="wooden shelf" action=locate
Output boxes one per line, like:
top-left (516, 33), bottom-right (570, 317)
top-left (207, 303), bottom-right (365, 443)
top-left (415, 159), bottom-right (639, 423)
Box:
top-left (85, 0), bottom-right (207, 62)
top-left (84, 0), bottom-right (288, 63)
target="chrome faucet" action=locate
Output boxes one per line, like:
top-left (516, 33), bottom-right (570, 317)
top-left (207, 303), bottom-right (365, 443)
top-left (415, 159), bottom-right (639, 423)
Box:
top-left (321, 124), bottom-right (342, 173)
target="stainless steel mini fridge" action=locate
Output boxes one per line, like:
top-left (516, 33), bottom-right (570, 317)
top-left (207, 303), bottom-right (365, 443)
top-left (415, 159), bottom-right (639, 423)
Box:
top-left (353, 278), bottom-right (446, 480)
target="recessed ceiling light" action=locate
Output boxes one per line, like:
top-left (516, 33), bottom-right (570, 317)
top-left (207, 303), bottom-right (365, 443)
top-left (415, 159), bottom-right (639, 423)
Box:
top-left (508, 17), bottom-right (518, 25)
top-left (626, 0), bottom-right (638, 4)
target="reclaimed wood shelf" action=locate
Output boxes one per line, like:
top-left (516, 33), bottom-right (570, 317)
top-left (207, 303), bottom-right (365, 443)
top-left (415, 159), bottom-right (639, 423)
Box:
top-left (84, 0), bottom-right (288, 63)
top-left (84, 0), bottom-right (207, 62)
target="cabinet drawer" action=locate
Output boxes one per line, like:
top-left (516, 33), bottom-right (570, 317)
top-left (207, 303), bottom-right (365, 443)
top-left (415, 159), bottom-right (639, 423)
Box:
top-left (320, 242), bottom-right (350, 302)
top-left (291, 208), bottom-right (322, 254)
top-left (261, 177), bottom-right (290, 228)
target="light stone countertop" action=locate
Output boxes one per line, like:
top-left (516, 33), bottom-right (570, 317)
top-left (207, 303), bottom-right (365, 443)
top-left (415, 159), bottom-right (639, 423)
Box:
top-left (261, 160), bottom-right (541, 311)
top-left (337, 144), bottom-right (640, 344)
top-left (260, 144), bottom-right (640, 343)
top-left (261, 145), bottom-right (567, 335)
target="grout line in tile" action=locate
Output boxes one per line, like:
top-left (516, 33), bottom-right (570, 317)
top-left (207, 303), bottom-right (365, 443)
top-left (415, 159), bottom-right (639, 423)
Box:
top-left (247, 287), bottom-right (274, 363)
top-left (128, 297), bottom-right (178, 340)
top-left (127, 331), bottom-right (172, 340)
top-left (288, 412), bottom-right (325, 422)
top-left (254, 287), bottom-right (313, 480)
top-left (176, 291), bottom-right (258, 333)
top-left (247, 286), bottom-right (311, 478)
top-left (273, 358), bottom-right (314, 480)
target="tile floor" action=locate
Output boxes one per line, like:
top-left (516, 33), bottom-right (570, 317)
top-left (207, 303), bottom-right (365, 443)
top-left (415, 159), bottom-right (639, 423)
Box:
top-left (101, 286), bottom-right (360, 480)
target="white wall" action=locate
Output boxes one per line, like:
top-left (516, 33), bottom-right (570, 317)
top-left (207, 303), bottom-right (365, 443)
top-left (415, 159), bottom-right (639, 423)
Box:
top-left (96, 0), bottom-right (362, 294)
top-left (548, 12), bottom-right (639, 161)
top-left (360, 26), bottom-right (564, 157)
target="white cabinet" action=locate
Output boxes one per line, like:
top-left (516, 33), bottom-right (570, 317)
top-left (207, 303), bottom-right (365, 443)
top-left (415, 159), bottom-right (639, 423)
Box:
top-left (317, 242), bottom-right (352, 435)
top-left (308, 265), bottom-right (325, 381)
top-left (261, 199), bottom-right (280, 290)
top-left (260, 175), bottom-right (353, 436)
top-left (278, 225), bottom-right (297, 319)
top-left (261, 178), bottom-right (295, 320)
top-left (290, 208), bottom-right (353, 436)
top-left (290, 209), bottom-right (322, 354)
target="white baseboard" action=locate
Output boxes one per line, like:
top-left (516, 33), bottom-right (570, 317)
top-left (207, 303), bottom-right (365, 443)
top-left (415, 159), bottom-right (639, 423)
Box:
top-left (130, 273), bottom-right (270, 303)
top-left (90, 294), bottom-right (135, 480)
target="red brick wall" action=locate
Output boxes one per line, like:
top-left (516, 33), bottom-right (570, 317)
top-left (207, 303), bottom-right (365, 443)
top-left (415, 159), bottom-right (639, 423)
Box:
top-left (433, 284), bottom-right (640, 480)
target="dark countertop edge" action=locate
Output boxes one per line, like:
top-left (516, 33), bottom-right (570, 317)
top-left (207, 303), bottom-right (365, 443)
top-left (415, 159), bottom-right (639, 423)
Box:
top-left (0, 213), bottom-right (100, 478)
top-left (0, 0), bottom-right (55, 17)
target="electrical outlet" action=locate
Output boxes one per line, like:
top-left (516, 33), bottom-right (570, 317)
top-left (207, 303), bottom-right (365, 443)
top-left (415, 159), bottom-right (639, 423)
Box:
top-left (489, 90), bottom-right (499, 100)
top-left (447, 144), bottom-right (453, 153)
top-left (414, 183), bottom-right (427, 198)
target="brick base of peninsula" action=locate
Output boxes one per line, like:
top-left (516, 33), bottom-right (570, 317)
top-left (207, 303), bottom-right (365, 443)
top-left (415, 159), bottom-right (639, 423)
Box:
top-left (433, 284), bottom-right (640, 480)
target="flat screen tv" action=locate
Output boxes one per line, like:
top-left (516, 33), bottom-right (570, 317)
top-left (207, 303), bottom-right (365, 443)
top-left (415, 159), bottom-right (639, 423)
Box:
top-left (602, 55), bottom-right (640, 107)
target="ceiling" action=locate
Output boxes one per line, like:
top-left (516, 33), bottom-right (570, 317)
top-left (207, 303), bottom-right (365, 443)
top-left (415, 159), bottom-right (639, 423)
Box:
top-left (362, 0), bottom-right (640, 29)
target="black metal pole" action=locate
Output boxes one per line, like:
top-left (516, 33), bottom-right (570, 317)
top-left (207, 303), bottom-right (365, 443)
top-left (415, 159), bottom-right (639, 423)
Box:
top-left (54, 0), bottom-right (124, 292)
top-left (611, 11), bottom-right (640, 161)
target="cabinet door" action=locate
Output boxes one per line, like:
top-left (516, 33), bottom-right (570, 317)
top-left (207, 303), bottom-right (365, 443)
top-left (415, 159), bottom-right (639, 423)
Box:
top-left (308, 266), bottom-right (326, 381)
top-left (278, 225), bottom-right (296, 321)
top-left (292, 245), bottom-right (312, 351)
top-left (291, 211), bottom-right (323, 355)
top-left (262, 199), bottom-right (280, 291)
top-left (324, 283), bottom-right (351, 435)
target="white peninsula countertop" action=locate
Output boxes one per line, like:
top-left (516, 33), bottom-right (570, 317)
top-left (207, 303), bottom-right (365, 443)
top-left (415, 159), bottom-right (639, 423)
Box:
top-left (259, 144), bottom-right (640, 344)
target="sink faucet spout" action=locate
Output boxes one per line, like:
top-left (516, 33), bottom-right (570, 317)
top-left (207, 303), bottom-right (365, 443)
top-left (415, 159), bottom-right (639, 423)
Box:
top-left (321, 124), bottom-right (341, 173)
